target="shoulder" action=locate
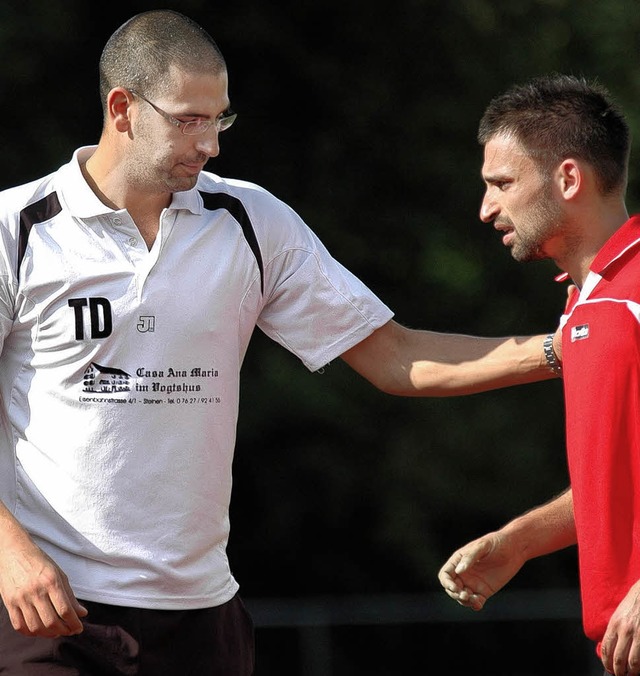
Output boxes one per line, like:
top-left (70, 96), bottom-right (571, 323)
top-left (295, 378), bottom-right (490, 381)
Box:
top-left (195, 172), bottom-right (314, 243)
top-left (0, 172), bottom-right (58, 206)
top-left (0, 171), bottom-right (59, 229)
top-left (196, 172), bottom-right (289, 213)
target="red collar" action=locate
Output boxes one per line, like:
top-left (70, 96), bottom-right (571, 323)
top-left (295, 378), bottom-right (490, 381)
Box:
top-left (590, 214), bottom-right (640, 276)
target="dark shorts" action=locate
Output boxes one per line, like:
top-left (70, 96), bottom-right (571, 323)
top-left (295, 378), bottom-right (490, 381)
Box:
top-left (0, 594), bottom-right (255, 675)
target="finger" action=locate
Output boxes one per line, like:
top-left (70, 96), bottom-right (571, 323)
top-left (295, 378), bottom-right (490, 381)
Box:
top-left (447, 586), bottom-right (486, 611)
top-left (454, 540), bottom-right (492, 574)
top-left (61, 577), bottom-right (88, 617)
top-left (11, 599), bottom-right (65, 638)
top-left (600, 649), bottom-right (611, 674)
top-left (601, 637), bottom-right (616, 675)
top-left (458, 588), bottom-right (486, 611)
top-left (6, 604), bottom-right (29, 635)
top-left (612, 638), bottom-right (632, 676)
top-left (468, 593), bottom-right (486, 611)
top-left (438, 559), bottom-right (463, 590)
top-left (15, 585), bottom-right (84, 638)
top-left (453, 594), bottom-right (485, 611)
top-left (50, 587), bottom-right (87, 635)
top-left (439, 572), bottom-right (462, 594)
top-left (443, 588), bottom-right (463, 603)
top-left (442, 583), bottom-right (468, 604)
top-left (452, 594), bottom-right (476, 609)
top-left (627, 641), bottom-right (640, 676)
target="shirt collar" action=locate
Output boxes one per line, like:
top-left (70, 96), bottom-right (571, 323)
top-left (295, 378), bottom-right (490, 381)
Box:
top-left (590, 214), bottom-right (640, 276)
top-left (59, 145), bottom-right (205, 218)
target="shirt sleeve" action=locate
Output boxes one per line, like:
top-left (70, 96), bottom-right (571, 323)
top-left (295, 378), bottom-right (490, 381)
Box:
top-left (0, 218), bottom-right (19, 353)
top-left (255, 198), bottom-right (394, 372)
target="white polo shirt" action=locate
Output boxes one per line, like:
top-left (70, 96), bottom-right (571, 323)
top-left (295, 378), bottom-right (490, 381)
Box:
top-left (0, 147), bottom-right (393, 609)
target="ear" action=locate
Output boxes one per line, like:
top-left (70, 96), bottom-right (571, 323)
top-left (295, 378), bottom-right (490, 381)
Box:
top-left (557, 158), bottom-right (582, 201)
top-left (107, 88), bottom-right (135, 133)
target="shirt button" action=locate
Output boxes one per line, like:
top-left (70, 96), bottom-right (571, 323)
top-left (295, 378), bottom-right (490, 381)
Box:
top-left (113, 217), bottom-right (122, 225)
top-left (128, 237), bottom-right (138, 246)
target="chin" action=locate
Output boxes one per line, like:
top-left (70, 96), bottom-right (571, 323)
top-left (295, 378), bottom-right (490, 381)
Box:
top-left (167, 176), bottom-right (198, 192)
top-left (513, 248), bottom-right (547, 263)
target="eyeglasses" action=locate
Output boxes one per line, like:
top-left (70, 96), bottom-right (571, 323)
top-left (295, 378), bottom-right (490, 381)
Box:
top-left (129, 89), bottom-right (237, 135)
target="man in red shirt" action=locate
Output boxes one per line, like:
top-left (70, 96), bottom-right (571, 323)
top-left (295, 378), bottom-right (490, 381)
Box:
top-left (438, 74), bottom-right (638, 676)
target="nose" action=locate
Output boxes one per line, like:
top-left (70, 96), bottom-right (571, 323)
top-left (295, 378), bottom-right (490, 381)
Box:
top-left (194, 130), bottom-right (220, 158)
top-left (480, 190), bottom-right (498, 223)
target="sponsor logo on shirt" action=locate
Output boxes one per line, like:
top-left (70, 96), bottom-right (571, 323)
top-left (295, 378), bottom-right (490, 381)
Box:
top-left (571, 324), bottom-right (589, 341)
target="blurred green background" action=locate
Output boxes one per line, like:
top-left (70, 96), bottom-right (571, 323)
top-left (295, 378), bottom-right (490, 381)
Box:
top-left (2, 0), bottom-right (639, 673)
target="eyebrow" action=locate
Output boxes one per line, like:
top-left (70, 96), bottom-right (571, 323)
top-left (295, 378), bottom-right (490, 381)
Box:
top-left (178, 101), bottom-right (232, 120)
top-left (481, 171), bottom-right (511, 184)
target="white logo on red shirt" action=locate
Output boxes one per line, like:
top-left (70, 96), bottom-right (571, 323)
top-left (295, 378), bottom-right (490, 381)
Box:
top-left (571, 324), bottom-right (589, 341)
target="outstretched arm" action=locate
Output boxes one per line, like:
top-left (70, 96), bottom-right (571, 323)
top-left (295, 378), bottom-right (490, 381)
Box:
top-left (341, 319), bottom-right (561, 397)
top-left (438, 488), bottom-right (575, 610)
top-left (0, 501), bottom-right (88, 637)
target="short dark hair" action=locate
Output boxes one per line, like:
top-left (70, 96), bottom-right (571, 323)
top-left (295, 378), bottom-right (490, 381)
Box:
top-left (98, 10), bottom-right (227, 115)
top-left (478, 74), bottom-right (630, 195)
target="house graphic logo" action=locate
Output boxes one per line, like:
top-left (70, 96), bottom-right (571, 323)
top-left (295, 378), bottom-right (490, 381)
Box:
top-left (83, 362), bottom-right (132, 394)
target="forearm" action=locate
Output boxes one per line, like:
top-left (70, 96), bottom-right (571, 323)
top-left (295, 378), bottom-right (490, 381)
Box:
top-left (0, 499), bottom-right (37, 556)
top-left (405, 331), bottom-right (555, 396)
top-left (342, 321), bottom-right (557, 397)
top-left (499, 488), bottom-right (576, 563)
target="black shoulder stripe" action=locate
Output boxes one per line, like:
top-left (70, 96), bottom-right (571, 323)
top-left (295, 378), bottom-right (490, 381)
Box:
top-left (199, 191), bottom-right (264, 295)
top-left (18, 192), bottom-right (62, 273)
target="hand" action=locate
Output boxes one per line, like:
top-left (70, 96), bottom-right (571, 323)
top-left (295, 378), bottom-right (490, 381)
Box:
top-left (601, 580), bottom-right (640, 676)
top-left (438, 531), bottom-right (526, 611)
top-left (0, 533), bottom-right (88, 638)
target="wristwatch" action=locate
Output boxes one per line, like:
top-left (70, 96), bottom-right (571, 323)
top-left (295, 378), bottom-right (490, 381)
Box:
top-left (543, 333), bottom-right (562, 377)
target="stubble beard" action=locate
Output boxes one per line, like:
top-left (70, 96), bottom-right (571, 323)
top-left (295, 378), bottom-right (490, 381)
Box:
top-left (510, 187), bottom-right (564, 263)
top-left (127, 152), bottom-right (199, 196)
top-left (511, 235), bottom-right (549, 263)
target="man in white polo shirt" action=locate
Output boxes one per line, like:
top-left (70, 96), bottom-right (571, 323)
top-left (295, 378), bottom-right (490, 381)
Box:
top-left (0, 9), bottom-right (560, 675)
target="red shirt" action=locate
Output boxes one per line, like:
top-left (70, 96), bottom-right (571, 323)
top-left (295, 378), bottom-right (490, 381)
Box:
top-left (563, 214), bottom-right (640, 645)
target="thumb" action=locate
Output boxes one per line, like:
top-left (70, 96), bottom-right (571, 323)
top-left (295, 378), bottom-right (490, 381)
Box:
top-left (455, 538), bottom-right (494, 574)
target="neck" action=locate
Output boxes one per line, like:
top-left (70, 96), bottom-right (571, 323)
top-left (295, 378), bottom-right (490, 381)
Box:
top-left (81, 147), bottom-right (169, 250)
top-left (555, 199), bottom-right (629, 288)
